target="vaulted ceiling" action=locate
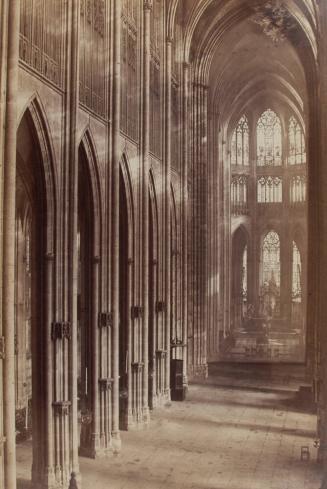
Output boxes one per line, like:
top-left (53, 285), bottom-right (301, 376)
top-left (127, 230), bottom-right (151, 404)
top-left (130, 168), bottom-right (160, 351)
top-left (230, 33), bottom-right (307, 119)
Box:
top-left (170, 0), bottom-right (319, 129)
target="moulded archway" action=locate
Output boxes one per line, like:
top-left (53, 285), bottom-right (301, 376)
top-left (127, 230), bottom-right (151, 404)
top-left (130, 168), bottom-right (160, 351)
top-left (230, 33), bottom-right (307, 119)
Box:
top-left (15, 100), bottom-right (57, 487)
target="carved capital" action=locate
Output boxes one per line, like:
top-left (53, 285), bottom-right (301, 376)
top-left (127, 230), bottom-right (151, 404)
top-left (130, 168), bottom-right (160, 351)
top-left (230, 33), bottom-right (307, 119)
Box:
top-left (51, 322), bottom-right (71, 341)
top-left (52, 401), bottom-right (71, 417)
top-left (155, 301), bottom-right (166, 314)
top-left (0, 337), bottom-right (5, 360)
top-left (171, 249), bottom-right (180, 257)
top-left (98, 312), bottom-right (113, 328)
top-left (144, 1), bottom-right (153, 11)
top-left (99, 377), bottom-right (114, 391)
top-left (131, 305), bottom-right (143, 320)
top-left (155, 349), bottom-right (167, 359)
top-left (132, 362), bottom-right (144, 372)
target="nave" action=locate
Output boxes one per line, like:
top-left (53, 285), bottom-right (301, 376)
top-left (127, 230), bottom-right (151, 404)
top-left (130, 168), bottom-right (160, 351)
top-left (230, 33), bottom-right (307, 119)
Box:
top-left (16, 364), bottom-right (321, 489)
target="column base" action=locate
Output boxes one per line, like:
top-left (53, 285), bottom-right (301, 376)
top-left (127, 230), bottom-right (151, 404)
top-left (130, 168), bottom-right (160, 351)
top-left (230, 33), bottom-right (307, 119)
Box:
top-left (126, 408), bottom-right (150, 430)
top-left (142, 406), bottom-right (150, 424)
top-left (320, 471), bottom-right (327, 489)
top-left (42, 467), bottom-right (58, 489)
top-left (151, 390), bottom-right (171, 408)
top-left (111, 430), bottom-right (121, 453)
top-left (188, 363), bottom-right (208, 380)
top-left (32, 469), bottom-right (70, 489)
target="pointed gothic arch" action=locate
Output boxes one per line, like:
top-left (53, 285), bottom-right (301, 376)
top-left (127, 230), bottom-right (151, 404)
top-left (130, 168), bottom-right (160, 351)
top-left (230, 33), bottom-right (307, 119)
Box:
top-left (15, 99), bottom-right (57, 486)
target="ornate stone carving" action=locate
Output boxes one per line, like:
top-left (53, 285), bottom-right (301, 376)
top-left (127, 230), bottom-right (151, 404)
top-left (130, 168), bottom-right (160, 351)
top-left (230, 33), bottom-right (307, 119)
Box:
top-left (0, 436), bottom-right (6, 456)
top-left (131, 305), bottom-right (143, 320)
top-left (131, 362), bottom-right (144, 372)
top-left (99, 377), bottom-right (114, 391)
top-left (98, 312), bottom-right (113, 328)
top-left (94, 0), bottom-right (105, 37)
top-left (155, 349), bottom-right (167, 358)
top-left (51, 321), bottom-right (71, 341)
top-left (53, 401), bottom-right (71, 417)
top-left (155, 301), bottom-right (166, 313)
top-left (0, 337), bottom-right (5, 360)
top-left (144, 1), bottom-right (153, 11)
top-left (86, 0), bottom-right (92, 23)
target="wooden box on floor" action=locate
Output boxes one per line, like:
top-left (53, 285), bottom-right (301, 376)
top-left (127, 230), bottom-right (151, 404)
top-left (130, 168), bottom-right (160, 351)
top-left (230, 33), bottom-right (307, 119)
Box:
top-left (170, 359), bottom-right (186, 401)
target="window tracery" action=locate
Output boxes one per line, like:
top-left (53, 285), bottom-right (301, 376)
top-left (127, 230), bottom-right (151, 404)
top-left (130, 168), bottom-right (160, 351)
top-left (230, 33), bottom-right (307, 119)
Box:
top-left (257, 109), bottom-right (282, 166)
top-left (19, 0), bottom-right (63, 86)
top-left (121, 2), bottom-right (138, 139)
top-left (288, 116), bottom-right (306, 165)
top-left (80, 0), bottom-right (106, 117)
top-left (257, 176), bottom-right (282, 203)
top-left (231, 115), bottom-right (249, 166)
top-left (290, 175), bottom-right (306, 203)
top-left (231, 175), bottom-right (248, 215)
top-left (292, 241), bottom-right (302, 301)
top-left (260, 231), bottom-right (280, 317)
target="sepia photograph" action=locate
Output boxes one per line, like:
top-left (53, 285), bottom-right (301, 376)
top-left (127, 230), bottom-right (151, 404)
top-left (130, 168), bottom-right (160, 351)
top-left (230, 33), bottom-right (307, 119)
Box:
top-left (0, 0), bottom-right (325, 488)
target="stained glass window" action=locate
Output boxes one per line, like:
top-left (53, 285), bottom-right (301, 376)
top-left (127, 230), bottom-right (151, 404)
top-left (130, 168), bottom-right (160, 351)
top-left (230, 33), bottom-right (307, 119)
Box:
top-left (231, 115), bottom-right (249, 166)
top-left (288, 116), bottom-right (306, 165)
top-left (261, 231), bottom-right (280, 290)
top-left (290, 175), bottom-right (306, 203)
top-left (292, 241), bottom-right (302, 301)
top-left (257, 109), bottom-right (282, 166)
top-left (257, 176), bottom-right (282, 203)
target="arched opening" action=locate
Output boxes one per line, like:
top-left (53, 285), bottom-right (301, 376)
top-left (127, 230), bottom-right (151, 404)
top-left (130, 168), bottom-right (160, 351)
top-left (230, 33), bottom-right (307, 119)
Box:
top-left (77, 142), bottom-right (96, 456)
top-left (169, 187), bottom-right (184, 401)
top-left (15, 109), bottom-right (48, 486)
top-left (148, 188), bottom-right (157, 409)
top-left (259, 230), bottom-right (281, 318)
top-left (119, 167), bottom-right (129, 430)
top-left (231, 227), bottom-right (248, 333)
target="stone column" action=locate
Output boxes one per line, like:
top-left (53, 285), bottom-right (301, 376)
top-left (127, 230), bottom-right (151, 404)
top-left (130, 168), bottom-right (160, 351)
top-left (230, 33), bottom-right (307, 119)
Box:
top-left (44, 254), bottom-right (55, 486)
top-left (182, 63), bottom-right (189, 387)
top-left (91, 256), bottom-right (100, 456)
top-left (141, 0), bottom-right (152, 422)
top-left (2, 1), bottom-right (20, 488)
top-left (317, 1), bottom-right (327, 474)
top-left (111, 0), bottom-right (122, 450)
top-left (67, 0), bottom-right (80, 482)
top-left (164, 37), bottom-right (172, 399)
top-left (0, 2), bottom-right (8, 486)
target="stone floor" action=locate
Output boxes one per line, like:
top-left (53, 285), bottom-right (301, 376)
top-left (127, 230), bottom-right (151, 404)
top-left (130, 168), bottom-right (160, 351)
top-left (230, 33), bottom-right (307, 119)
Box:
top-left (17, 363), bottom-right (323, 489)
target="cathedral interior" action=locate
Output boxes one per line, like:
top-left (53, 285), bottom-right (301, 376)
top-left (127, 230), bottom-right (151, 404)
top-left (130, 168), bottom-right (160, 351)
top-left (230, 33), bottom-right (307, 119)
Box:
top-left (1, 0), bottom-right (327, 488)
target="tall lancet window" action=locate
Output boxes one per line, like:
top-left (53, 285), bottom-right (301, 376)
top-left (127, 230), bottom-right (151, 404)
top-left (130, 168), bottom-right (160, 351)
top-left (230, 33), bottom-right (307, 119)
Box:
top-left (261, 231), bottom-right (280, 289)
top-left (260, 231), bottom-right (280, 317)
top-left (288, 116), bottom-right (306, 165)
top-left (257, 109), bottom-right (282, 166)
top-left (292, 241), bottom-right (302, 301)
top-left (231, 115), bottom-right (249, 166)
